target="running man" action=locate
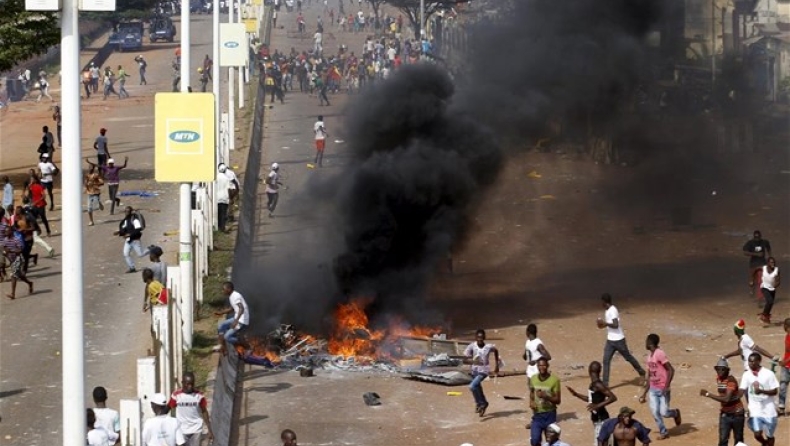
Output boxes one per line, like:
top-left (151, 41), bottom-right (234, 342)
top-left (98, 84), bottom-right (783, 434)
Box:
top-left (529, 357), bottom-right (561, 446)
top-left (463, 328), bottom-right (499, 417)
top-left (721, 319), bottom-right (776, 372)
top-left (597, 293), bottom-right (646, 385)
top-left (266, 163), bottom-right (282, 218)
top-left (778, 318), bottom-right (790, 417)
top-left (638, 333), bottom-right (681, 440)
top-left (740, 353), bottom-right (779, 446)
top-left (314, 115), bottom-right (328, 167)
top-left (567, 361), bottom-right (618, 445)
top-left (757, 257), bottom-right (780, 325)
top-left (524, 323), bottom-right (552, 378)
top-left (744, 230), bottom-right (772, 298)
top-left (700, 357), bottom-right (745, 446)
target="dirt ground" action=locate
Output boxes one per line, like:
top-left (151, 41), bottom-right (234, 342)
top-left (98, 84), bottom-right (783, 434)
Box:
top-left (238, 3), bottom-right (790, 446)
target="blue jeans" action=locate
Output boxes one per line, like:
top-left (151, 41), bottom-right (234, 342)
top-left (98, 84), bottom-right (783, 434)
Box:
top-left (123, 239), bottom-right (147, 269)
top-left (530, 410), bottom-right (557, 446)
top-left (718, 412), bottom-right (745, 446)
top-left (648, 388), bottom-right (678, 435)
top-left (218, 318), bottom-right (246, 344)
top-left (779, 367), bottom-right (790, 409)
top-left (469, 372), bottom-right (488, 408)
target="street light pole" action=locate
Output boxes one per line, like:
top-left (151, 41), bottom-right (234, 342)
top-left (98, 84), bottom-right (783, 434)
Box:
top-left (711, 0), bottom-right (716, 84)
top-left (420, 0), bottom-right (425, 39)
top-left (61, 0), bottom-right (86, 442)
top-left (180, 0), bottom-right (194, 349)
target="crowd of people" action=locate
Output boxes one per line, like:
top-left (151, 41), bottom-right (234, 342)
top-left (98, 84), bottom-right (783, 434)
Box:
top-left (466, 240), bottom-right (786, 446)
top-left (259, 4), bottom-right (436, 108)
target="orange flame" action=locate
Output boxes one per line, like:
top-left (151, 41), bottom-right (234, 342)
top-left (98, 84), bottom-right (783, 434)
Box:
top-left (239, 300), bottom-right (443, 363)
top-left (242, 337), bottom-right (282, 363)
top-left (327, 299), bottom-right (441, 359)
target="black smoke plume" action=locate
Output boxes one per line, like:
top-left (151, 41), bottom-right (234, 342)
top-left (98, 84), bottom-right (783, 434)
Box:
top-left (249, 0), bottom-right (692, 331)
top-left (333, 63), bottom-right (502, 314)
top-left (459, 0), bottom-right (662, 137)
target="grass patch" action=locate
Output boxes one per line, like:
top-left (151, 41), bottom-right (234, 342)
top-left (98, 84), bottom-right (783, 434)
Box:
top-left (186, 229), bottom-right (238, 387)
top-left (183, 331), bottom-right (219, 388)
top-left (185, 73), bottom-right (259, 389)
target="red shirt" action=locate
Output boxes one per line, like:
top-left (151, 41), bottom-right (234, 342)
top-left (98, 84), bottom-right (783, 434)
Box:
top-left (783, 333), bottom-right (790, 369)
top-left (29, 183), bottom-right (46, 208)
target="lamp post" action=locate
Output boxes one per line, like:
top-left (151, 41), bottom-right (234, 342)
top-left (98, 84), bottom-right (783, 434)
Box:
top-left (61, 0), bottom-right (86, 441)
top-left (180, 0), bottom-right (194, 349)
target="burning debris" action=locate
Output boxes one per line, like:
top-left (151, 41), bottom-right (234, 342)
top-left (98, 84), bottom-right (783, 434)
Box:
top-left (236, 300), bottom-right (468, 374)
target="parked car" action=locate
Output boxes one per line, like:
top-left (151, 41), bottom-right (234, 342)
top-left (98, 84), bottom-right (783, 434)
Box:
top-left (149, 16), bottom-right (176, 43)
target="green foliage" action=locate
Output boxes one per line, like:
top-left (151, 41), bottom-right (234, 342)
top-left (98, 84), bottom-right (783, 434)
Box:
top-left (385, 0), bottom-right (468, 38)
top-left (0, 0), bottom-right (157, 72)
top-left (0, 0), bottom-right (61, 72)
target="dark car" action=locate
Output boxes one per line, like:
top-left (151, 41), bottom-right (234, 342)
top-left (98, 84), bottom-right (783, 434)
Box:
top-left (149, 16), bottom-right (176, 43)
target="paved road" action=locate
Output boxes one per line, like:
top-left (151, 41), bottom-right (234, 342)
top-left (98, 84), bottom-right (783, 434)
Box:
top-left (0, 14), bottom-right (234, 444)
top-left (233, 2), bottom-right (377, 445)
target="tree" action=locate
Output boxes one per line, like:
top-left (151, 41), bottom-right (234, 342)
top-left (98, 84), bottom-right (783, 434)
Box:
top-left (0, 0), bottom-right (61, 73)
top-left (386, 0), bottom-right (468, 39)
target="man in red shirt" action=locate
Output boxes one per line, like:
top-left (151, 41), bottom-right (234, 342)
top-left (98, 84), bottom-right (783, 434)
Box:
top-left (700, 357), bottom-right (745, 445)
top-left (27, 176), bottom-right (51, 236)
top-left (779, 318), bottom-right (790, 416)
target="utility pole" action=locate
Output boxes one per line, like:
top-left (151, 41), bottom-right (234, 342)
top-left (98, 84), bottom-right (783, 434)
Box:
top-left (711, 0), bottom-right (717, 84)
top-left (420, 0), bottom-right (425, 39)
top-left (180, 0), bottom-right (194, 348)
top-left (61, 0), bottom-right (86, 441)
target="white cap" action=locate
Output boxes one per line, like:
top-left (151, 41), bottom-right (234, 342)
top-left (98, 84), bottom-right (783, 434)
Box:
top-left (218, 163), bottom-right (227, 173)
top-left (150, 393), bottom-right (167, 406)
top-left (547, 423), bottom-right (561, 434)
top-left (108, 158), bottom-right (115, 164)
top-left (271, 162), bottom-right (279, 170)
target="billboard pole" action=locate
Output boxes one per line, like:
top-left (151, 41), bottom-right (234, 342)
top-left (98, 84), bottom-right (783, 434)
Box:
top-left (61, 0), bottom-right (86, 441)
top-left (180, 0), bottom-right (194, 348)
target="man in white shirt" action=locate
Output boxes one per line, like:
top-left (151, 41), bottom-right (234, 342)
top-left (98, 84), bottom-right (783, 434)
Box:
top-left (87, 409), bottom-right (111, 446)
top-left (223, 165), bottom-right (240, 221)
top-left (313, 115), bottom-right (328, 167)
top-left (92, 386), bottom-right (120, 445)
top-left (214, 281), bottom-right (250, 355)
top-left (38, 153), bottom-right (58, 211)
top-left (313, 30), bottom-right (323, 54)
top-left (265, 163), bottom-right (282, 218)
top-left (740, 353), bottom-right (779, 446)
top-left (596, 293), bottom-right (646, 385)
top-left (142, 393), bottom-right (186, 446)
top-left (722, 319), bottom-right (776, 372)
top-left (216, 164), bottom-right (231, 232)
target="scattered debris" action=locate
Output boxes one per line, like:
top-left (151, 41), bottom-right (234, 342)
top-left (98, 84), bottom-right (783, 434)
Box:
top-left (446, 391), bottom-right (463, 396)
top-left (503, 395), bottom-right (524, 400)
top-left (424, 353), bottom-right (462, 367)
top-left (527, 170), bottom-right (542, 179)
top-left (118, 190), bottom-right (158, 198)
top-left (363, 392), bottom-right (381, 406)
